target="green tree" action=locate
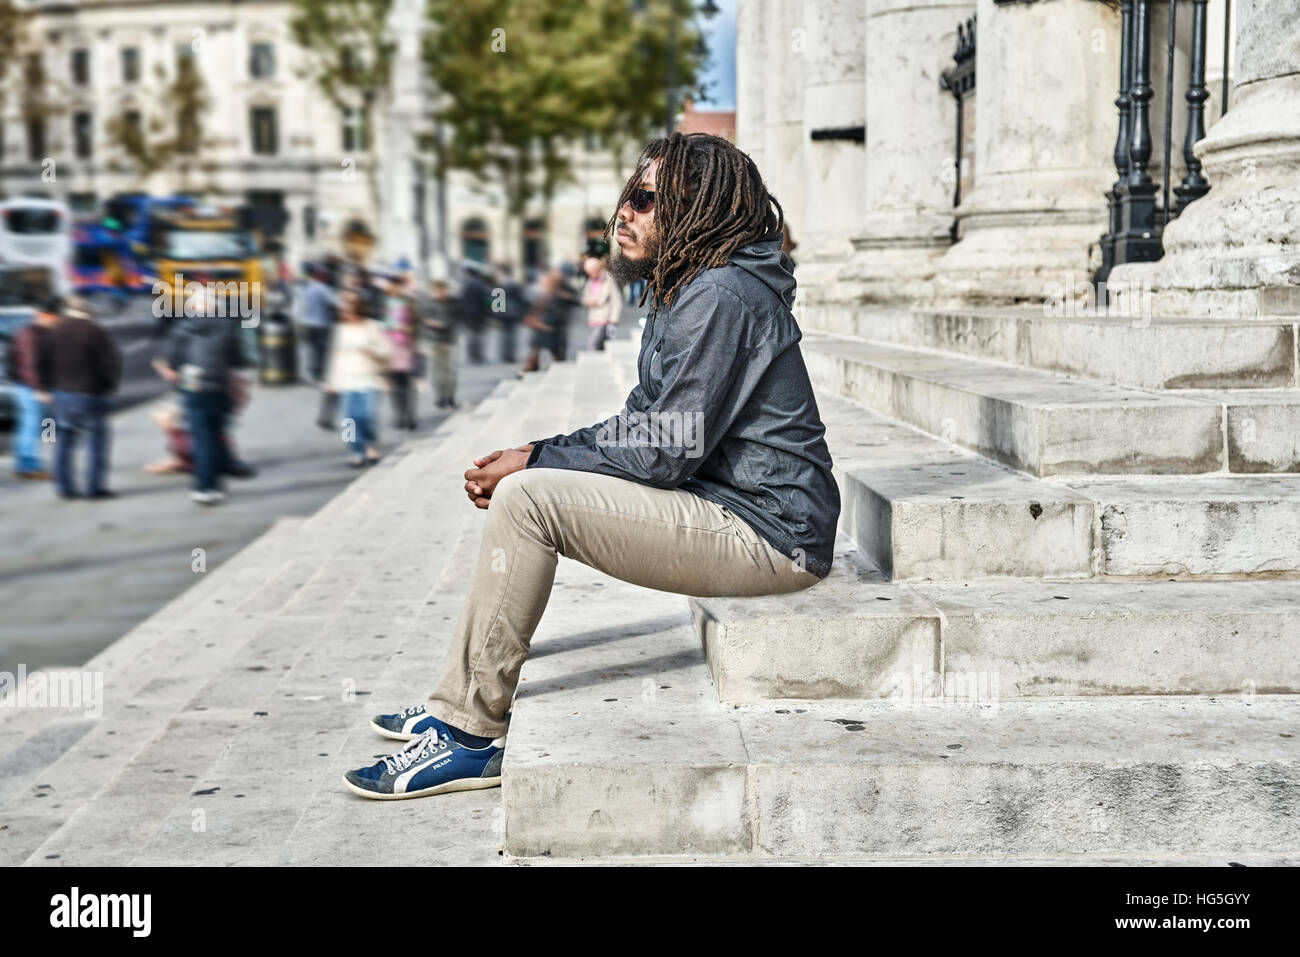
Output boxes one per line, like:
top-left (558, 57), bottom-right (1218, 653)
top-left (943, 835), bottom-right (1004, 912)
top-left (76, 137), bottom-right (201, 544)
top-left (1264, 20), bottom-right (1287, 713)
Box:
top-left (106, 55), bottom-right (211, 190)
top-left (423, 0), bottom-right (705, 263)
top-left (290, 0), bottom-right (395, 207)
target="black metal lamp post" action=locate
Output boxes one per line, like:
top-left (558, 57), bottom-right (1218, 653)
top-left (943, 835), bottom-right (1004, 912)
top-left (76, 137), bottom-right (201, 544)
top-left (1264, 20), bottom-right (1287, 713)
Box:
top-left (1098, 0), bottom-right (1218, 286)
top-left (1175, 0), bottom-right (1211, 213)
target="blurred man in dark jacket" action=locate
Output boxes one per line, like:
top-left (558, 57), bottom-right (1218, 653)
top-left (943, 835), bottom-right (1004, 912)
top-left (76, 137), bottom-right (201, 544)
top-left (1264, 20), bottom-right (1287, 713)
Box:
top-left (459, 263), bottom-right (491, 365)
top-left (36, 297), bottom-right (122, 499)
top-left (420, 279), bottom-right (459, 409)
top-left (493, 262), bottom-right (528, 364)
top-left (155, 314), bottom-right (249, 505)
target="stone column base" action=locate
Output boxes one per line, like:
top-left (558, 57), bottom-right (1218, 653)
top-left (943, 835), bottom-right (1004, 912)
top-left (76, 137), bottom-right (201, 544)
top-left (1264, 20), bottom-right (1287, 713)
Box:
top-left (1108, 72), bottom-right (1300, 320)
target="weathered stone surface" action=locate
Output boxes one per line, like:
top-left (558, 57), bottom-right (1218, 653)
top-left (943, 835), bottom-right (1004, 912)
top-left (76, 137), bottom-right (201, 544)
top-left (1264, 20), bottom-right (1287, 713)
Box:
top-left (1067, 475), bottom-right (1300, 576)
top-left (802, 334), bottom-right (1227, 476)
top-left (800, 305), bottom-right (1299, 390)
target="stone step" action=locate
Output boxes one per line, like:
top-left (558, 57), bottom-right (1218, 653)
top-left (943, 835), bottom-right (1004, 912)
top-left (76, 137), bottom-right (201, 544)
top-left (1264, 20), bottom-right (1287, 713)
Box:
top-left (819, 392), bottom-right (1096, 580)
top-left (819, 391), bottom-right (1300, 580)
top-left (1, 376), bottom-right (542, 864)
top-left (502, 567), bottom-right (1300, 860)
top-left (263, 358), bottom-right (584, 866)
top-left (800, 303), bottom-right (1299, 391)
top-left (1063, 474), bottom-right (1300, 577)
top-left (802, 334), bottom-right (1300, 476)
top-left (0, 516), bottom-right (314, 781)
top-left (693, 545), bottom-right (1300, 704)
top-left (19, 362), bottom-right (582, 865)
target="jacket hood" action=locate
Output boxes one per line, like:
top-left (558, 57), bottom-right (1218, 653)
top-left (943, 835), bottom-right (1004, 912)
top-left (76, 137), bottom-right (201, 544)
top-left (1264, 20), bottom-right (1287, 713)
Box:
top-left (726, 233), bottom-right (795, 309)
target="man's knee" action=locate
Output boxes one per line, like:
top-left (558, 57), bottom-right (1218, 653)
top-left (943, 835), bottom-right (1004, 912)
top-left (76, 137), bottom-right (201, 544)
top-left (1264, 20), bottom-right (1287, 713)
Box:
top-left (491, 467), bottom-right (572, 523)
top-left (491, 467), bottom-right (545, 515)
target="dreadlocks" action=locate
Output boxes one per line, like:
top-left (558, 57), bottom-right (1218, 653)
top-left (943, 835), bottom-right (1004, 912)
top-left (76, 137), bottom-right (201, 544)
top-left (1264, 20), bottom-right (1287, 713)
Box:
top-left (607, 132), bottom-right (784, 309)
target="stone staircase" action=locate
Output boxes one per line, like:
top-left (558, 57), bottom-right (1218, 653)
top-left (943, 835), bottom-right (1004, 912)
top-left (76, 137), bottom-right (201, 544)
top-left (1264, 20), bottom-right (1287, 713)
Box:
top-left (2, 311), bottom-right (1296, 865)
top-left (501, 313), bottom-right (1299, 863)
top-left (0, 365), bottom-right (578, 865)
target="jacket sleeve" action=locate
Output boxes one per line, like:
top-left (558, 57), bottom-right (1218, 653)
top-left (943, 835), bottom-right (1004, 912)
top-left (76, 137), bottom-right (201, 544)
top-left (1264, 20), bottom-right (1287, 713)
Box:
top-left (526, 281), bottom-right (769, 489)
top-left (526, 382), bottom-right (650, 454)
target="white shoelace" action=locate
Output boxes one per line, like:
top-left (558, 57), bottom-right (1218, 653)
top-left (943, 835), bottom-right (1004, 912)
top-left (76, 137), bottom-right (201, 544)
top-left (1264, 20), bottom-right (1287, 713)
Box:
top-left (382, 729), bottom-right (447, 775)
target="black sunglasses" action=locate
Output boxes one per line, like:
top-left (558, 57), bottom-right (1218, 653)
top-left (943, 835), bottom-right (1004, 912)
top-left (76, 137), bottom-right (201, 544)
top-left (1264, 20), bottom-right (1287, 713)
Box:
top-left (628, 188), bottom-right (656, 213)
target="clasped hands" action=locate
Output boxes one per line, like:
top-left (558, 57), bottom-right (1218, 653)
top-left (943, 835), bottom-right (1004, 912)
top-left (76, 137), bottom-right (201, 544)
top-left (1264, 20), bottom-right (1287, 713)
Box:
top-left (464, 444), bottom-right (534, 509)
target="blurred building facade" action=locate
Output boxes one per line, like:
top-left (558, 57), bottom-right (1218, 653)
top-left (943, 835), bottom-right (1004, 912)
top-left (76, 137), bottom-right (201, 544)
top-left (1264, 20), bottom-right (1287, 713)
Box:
top-left (736, 0), bottom-right (1300, 320)
top-left (0, 0), bottom-right (626, 276)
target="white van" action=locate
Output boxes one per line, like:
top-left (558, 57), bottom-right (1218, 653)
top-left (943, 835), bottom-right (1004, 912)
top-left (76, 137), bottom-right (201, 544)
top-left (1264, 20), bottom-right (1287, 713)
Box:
top-left (0, 197), bottom-right (72, 295)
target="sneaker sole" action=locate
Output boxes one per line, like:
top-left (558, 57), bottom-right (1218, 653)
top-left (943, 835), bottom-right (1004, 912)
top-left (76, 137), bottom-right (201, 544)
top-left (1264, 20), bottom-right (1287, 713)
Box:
top-left (369, 719), bottom-right (424, 742)
top-left (341, 773), bottom-right (501, 800)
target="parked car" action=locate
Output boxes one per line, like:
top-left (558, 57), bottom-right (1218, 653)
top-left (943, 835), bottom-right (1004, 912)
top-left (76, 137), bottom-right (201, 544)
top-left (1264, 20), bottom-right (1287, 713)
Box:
top-left (0, 265), bottom-right (55, 433)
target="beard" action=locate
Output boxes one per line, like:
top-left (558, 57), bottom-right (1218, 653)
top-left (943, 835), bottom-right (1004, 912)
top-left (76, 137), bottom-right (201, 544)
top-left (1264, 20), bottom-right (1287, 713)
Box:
top-left (608, 228), bottom-right (660, 288)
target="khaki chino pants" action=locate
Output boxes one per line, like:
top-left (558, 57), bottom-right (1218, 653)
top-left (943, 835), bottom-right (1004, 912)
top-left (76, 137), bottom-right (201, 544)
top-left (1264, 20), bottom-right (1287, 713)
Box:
top-left (427, 467), bottom-right (821, 737)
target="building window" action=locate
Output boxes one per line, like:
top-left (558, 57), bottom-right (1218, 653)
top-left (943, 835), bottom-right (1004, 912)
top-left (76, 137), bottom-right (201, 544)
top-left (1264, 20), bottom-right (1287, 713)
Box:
top-left (122, 47), bottom-right (141, 83)
top-left (341, 106), bottom-right (371, 153)
top-left (69, 192), bottom-right (97, 215)
top-left (250, 42), bottom-right (275, 80)
top-left (26, 117), bottom-right (46, 162)
top-left (122, 110), bottom-right (144, 147)
top-left (340, 47), bottom-right (358, 82)
top-left (250, 107), bottom-right (278, 155)
top-left (461, 217), bottom-right (491, 264)
top-left (73, 112), bottom-right (93, 159)
top-left (25, 53), bottom-right (44, 88)
top-left (177, 109), bottom-right (199, 155)
top-left (71, 48), bottom-right (90, 86)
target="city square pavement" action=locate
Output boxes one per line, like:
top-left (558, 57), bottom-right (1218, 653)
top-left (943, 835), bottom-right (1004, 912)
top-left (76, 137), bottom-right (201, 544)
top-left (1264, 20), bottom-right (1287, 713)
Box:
top-left (0, 307), bottom-right (632, 676)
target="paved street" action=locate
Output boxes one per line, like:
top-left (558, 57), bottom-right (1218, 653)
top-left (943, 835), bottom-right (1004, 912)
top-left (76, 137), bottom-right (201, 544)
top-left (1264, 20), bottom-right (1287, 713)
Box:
top-left (0, 300), bottom-right (639, 674)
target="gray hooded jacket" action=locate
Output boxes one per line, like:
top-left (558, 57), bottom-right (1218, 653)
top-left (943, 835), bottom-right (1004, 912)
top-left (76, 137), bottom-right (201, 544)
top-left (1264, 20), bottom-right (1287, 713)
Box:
top-left (525, 235), bottom-right (840, 578)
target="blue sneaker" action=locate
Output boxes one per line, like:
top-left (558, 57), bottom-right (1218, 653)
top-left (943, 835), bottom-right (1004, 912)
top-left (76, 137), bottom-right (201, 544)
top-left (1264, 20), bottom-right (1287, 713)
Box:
top-left (343, 724), bottom-right (505, 800)
top-left (371, 704), bottom-right (511, 742)
top-left (370, 704), bottom-right (442, 741)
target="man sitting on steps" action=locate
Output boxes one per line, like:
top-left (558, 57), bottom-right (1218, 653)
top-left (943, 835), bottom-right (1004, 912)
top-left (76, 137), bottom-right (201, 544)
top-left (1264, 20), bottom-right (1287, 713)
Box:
top-left (343, 132), bottom-right (842, 800)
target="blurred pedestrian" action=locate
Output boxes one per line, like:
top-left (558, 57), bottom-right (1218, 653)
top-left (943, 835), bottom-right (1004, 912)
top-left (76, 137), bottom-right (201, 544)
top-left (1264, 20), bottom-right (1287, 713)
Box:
top-left (8, 297), bottom-right (59, 480)
top-left (154, 311), bottom-right (249, 506)
top-left (383, 276), bottom-right (418, 431)
top-left (520, 265), bottom-right (574, 373)
top-left (326, 289), bottom-right (392, 467)
top-left (494, 262), bottom-right (527, 364)
top-left (37, 297), bottom-right (121, 500)
top-left (421, 279), bottom-right (459, 409)
top-left (299, 266), bottom-right (337, 383)
top-left (144, 373), bottom-right (252, 479)
top-left (459, 262), bottom-right (491, 365)
top-left (581, 254), bottom-right (621, 351)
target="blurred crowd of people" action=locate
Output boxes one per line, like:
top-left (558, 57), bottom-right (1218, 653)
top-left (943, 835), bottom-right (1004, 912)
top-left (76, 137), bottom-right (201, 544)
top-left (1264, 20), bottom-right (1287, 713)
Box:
top-left (298, 246), bottom-right (624, 467)
top-left (6, 243), bottom-right (627, 507)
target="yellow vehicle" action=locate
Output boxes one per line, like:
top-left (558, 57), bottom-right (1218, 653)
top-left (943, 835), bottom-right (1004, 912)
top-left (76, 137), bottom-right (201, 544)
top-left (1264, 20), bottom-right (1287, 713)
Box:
top-left (151, 207), bottom-right (261, 313)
